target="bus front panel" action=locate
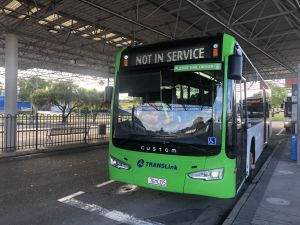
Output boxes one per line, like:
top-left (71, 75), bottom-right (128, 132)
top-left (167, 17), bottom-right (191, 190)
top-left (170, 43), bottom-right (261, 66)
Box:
top-left (109, 146), bottom-right (236, 198)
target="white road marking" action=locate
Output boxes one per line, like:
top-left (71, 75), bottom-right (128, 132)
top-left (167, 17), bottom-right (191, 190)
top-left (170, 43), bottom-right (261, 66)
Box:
top-left (59, 197), bottom-right (164, 225)
top-left (58, 191), bottom-right (85, 202)
top-left (276, 128), bottom-right (285, 135)
top-left (96, 180), bottom-right (115, 188)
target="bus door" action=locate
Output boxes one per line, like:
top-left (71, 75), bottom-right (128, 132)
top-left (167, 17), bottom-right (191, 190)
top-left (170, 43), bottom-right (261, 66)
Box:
top-left (235, 80), bottom-right (247, 187)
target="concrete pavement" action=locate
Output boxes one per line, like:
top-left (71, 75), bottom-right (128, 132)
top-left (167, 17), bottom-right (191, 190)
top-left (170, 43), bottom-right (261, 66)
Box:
top-left (231, 133), bottom-right (299, 225)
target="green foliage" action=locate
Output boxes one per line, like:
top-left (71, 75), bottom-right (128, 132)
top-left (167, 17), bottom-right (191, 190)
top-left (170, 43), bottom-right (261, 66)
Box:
top-left (48, 81), bottom-right (85, 122)
top-left (272, 112), bottom-right (284, 121)
top-left (18, 76), bottom-right (48, 102)
top-left (31, 89), bottom-right (49, 110)
top-left (267, 82), bottom-right (288, 108)
top-left (252, 92), bottom-right (263, 98)
top-left (83, 89), bottom-right (105, 111)
top-left (0, 81), bottom-right (4, 95)
top-left (18, 76), bottom-right (107, 122)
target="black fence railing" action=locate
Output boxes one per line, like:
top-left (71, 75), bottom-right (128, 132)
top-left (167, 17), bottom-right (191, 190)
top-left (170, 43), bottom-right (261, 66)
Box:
top-left (0, 113), bottom-right (110, 152)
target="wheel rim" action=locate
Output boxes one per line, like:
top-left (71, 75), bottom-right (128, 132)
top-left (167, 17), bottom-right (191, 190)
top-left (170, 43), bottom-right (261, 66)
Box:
top-left (250, 152), bottom-right (255, 170)
top-left (250, 152), bottom-right (254, 165)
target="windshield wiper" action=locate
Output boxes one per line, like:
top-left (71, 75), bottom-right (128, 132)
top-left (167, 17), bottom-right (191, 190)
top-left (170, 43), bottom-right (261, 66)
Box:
top-left (114, 134), bottom-right (149, 147)
top-left (150, 134), bottom-right (176, 138)
top-left (163, 140), bottom-right (209, 153)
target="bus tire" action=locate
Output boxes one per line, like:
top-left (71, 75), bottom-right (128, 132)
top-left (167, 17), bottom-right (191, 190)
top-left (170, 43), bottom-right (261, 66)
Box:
top-left (246, 140), bottom-right (255, 183)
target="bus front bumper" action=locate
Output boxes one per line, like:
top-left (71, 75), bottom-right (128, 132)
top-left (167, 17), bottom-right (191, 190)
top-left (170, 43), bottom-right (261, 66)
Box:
top-left (109, 152), bottom-right (236, 199)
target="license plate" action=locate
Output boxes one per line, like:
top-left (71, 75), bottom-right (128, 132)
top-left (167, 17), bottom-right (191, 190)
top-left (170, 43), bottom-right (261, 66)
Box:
top-left (147, 177), bottom-right (167, 187)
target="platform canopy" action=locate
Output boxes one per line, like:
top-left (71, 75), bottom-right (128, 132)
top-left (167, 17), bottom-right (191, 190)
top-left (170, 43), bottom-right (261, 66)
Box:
top-left (0, 0), bottom-right (299, 79)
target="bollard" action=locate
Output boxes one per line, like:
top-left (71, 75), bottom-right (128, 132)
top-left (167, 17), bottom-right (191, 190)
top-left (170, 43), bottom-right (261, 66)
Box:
top-left (291, 135), bottom-right (297, 161)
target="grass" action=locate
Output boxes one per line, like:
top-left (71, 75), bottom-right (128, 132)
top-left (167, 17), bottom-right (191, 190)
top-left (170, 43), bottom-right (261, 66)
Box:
top-left (272, 112), bottom-right (284, 121)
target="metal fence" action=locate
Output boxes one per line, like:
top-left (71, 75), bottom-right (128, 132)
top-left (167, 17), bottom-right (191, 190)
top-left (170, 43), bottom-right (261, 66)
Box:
top-left (0, 113), bottom-right (110, 152)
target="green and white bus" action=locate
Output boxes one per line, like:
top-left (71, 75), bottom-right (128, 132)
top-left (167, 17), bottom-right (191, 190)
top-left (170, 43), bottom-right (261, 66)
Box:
top-left (108, 33), bottom-right (271, 198)
top-left (283, 96), bottom-right (292, 131)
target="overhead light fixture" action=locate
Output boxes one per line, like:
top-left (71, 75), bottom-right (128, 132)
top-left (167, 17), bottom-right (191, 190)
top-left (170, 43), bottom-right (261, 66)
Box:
top-left (38, 20), bottom-right (47, 25)
top-left (48, 29), bottom-right (58, 34)
top-left (53, 25), bottom-right (61, 30)
top-left (112, 37), bottom-right (123, 42)
top-left (91, 29), bottom-right (103, 35)
top-left (3, 0), bottom-right (22, 14)
top-left (61, 19), bottom-right (77, 27)
top-left (122, 40), bottom-right (132, 45)
top-left (101, 33), bottom-right (116, 39)
top-left (38, 13), bottom-right (61, 25)
top-left (78, 25), bottom-right (91, 31)
top-left (18, 7), bottom-right (40, 19)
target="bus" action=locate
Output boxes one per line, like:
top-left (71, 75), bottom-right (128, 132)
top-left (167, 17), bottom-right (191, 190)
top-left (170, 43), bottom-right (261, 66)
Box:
top-left (246, 96), bottom-right (272, 149)
top-left (108, 33), bottom-right (271, 198)
top-left (283, 96), bottom-right (292, 131)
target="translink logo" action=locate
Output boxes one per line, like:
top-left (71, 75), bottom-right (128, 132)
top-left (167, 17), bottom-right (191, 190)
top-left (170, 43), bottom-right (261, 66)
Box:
top-left (136, 159), bottom-right (177, 170)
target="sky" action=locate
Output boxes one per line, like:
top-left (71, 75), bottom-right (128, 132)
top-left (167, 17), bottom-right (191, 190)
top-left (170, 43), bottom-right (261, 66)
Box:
top-left (0, 67), bottom-right (110, 91)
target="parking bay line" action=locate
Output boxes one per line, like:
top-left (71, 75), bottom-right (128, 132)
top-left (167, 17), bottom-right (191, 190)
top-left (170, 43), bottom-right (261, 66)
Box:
top-left (96, 180), bottom-right (115, 188)
top-left (276, 128), bottom-right (285, 135)
top-left (58, 191), bottom-right (85, 202)
top-left (58, 197), bottom-right (164, 225)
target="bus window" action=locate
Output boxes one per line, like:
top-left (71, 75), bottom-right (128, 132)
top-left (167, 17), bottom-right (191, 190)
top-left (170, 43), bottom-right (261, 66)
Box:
top-left (113, 69), bottom-right (224, 151)
top-left (284, 101), bottom-right (292, 117)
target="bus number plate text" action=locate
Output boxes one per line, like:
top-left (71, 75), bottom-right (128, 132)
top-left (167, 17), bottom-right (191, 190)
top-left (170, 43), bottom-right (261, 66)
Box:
top-left (147, 177), bottom-right (167, 187)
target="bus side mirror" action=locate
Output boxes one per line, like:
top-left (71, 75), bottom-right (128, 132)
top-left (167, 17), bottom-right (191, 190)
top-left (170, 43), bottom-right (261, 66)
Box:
top-left (104, 86), bottom-right (113, 103)
top-left (280, 103), bottom-right (283, 109)
top-left (228, 54), bottom-right (243, 80)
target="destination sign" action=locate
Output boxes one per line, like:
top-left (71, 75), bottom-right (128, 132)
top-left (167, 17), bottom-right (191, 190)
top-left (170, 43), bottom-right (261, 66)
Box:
top-left (122, 41), bottom-right (220, 68)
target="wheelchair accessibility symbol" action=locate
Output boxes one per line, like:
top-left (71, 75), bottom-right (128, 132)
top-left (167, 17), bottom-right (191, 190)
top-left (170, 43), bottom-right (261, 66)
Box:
top-left (208, 137), bottom-right (216, 145)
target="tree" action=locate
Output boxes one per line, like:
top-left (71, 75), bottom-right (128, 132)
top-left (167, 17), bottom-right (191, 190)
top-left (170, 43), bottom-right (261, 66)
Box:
top-left (252, 92), bottom-right (263, 98)
top-left (18, 76), bottom-right (49, 113)
top-left (48, 81), bottom-right (85, 122)
top-left (267, 82), bottom-right (288, 108)
top-left (31, 89), bottom-right (49, 110)
top-left (83, 89), bottom-right (106, 122)
top-left (18, 76), bottom-right (48, 102)
top-left (31, 80), bottom-right (85, 122)
top-left (0, 81), bottom-right (4, 95)
top-left (24, 78), bottom-right (108, 123)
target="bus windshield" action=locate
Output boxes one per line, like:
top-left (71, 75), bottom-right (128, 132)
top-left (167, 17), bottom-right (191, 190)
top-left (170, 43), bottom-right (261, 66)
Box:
top-left (112, 69), bottom-right (223, 155)
top-left (284, 101), bottom-right (292, 117)
top-left (247, 102), bottom-right (267, 118)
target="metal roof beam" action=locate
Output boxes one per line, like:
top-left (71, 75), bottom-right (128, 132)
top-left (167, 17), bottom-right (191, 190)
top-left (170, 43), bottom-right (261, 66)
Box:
top-left (272, 0), bottom-right (300, 36)
top-left (78, 0), bottom-right (173, 39)
top-left (0, 4), bottom-right (130, 51)
top-left (185, 0), bottom-right (297, 74)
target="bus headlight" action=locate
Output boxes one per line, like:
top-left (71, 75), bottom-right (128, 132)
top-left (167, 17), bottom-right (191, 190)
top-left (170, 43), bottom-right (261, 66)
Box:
top-left (284, 121), bottom-right (290, 125)
top-left (110, 156), bottom-right (131, 170)
top-left (188, 168), bottom-right (224, 181)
